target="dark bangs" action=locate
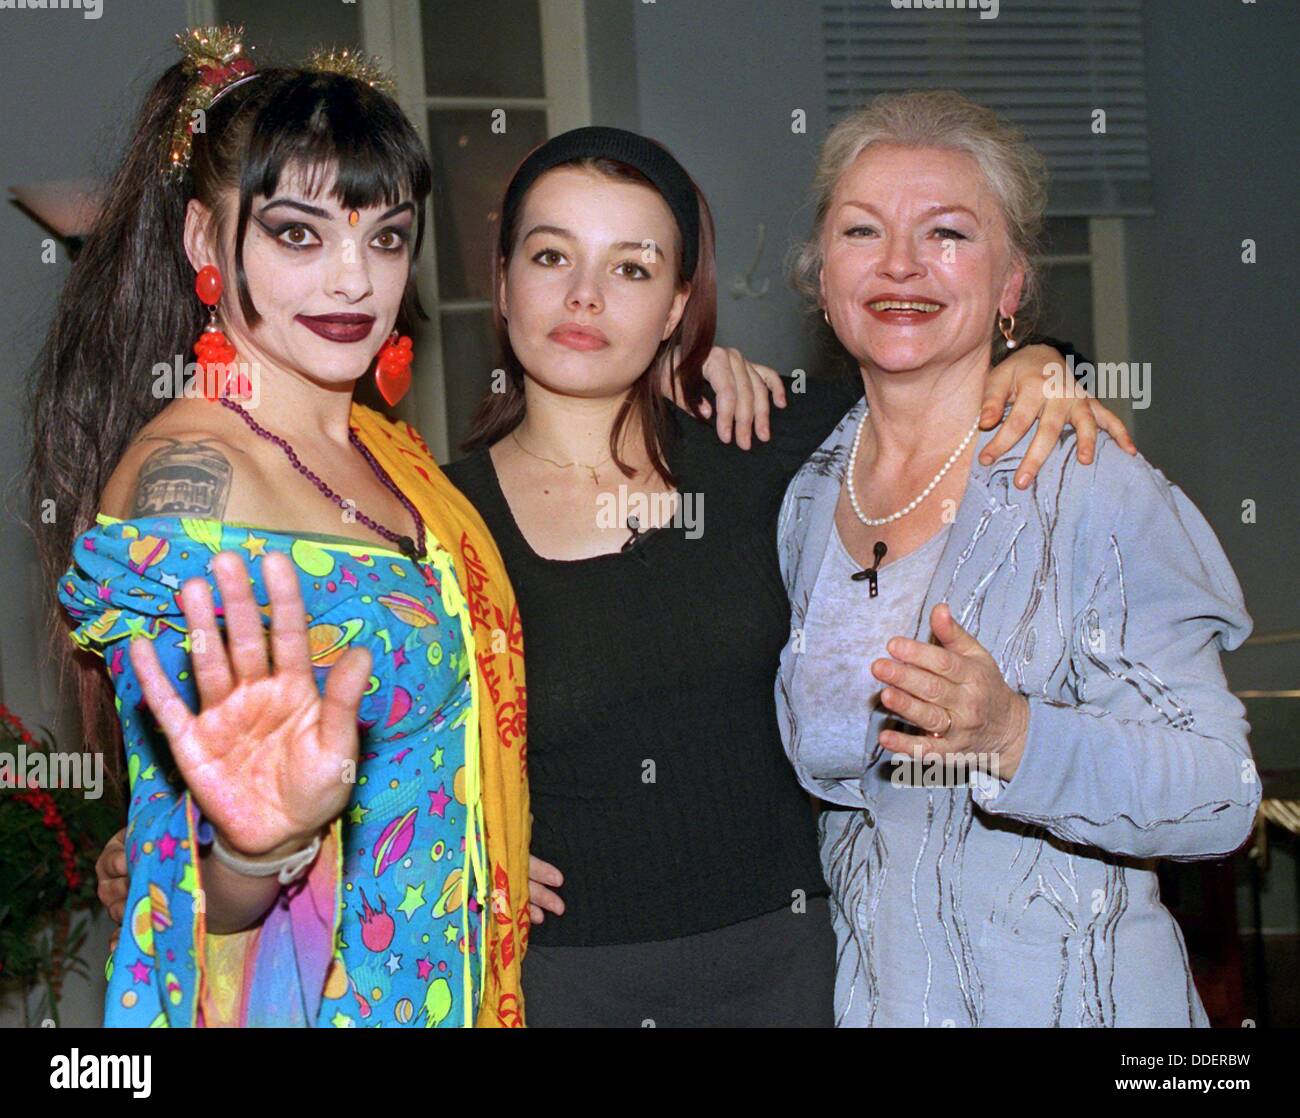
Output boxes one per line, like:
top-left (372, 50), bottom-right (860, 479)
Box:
top-left (225, 70), bottom-right (433, 325)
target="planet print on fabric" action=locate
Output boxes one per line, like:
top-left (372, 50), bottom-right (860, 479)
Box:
top-left (373, 807), bottom-right (418, 876)
top-left (421, 977), bottom-right (452, 1028)
top-left (126, 536), bottom-right (169, 575)
top-left (433, 868), bottom-right (463, 918)
top-left (291, 539), bottom-right (337, 577)
top-left (130, 894), bottom-right (154, 957)
top-left (130, 883), bottom-right (173, 956)
top-left (81, 609), bottom-right (124, 646)
top-left (148, 883), bottom-right (173, 934)
top-left (307, 618), bottom-right (365, 665)
top-left (385, 686), bottom-right (412, 728)
top-left (378, 591), bottom-right (440, 628)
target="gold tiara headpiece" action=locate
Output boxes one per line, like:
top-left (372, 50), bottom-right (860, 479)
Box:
top-left (303, 47), bottom-right (396, 93)
top-left (162, 30), bottom-right (397, 181)
top-left (164, 25), bottom-right (257, 180)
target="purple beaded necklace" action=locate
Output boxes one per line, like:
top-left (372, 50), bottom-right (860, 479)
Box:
top-left (219, 397), bottom-right (426, 561)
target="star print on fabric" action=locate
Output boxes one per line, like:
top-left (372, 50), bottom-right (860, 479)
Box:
top-left (241, 532), bottom-right (268, 559)
top-left (443, 923), bottom-right (458, 945)
top-left (129, 958), bottom-right (151, 985)
top-left (347, 803), bottom-right (370, 825)
top-left (159, 571), bottom-right (181, 590)
top-left (385, 952), bottom-right (403, 974)
top-left (427, 784), bottom-right (451, 818)
top-left (397, 883), bottom-right (426, 920)
top-left (157, 832), bottom-right (178, 862)
top-left (330, 1011), bottom-right (355, 1028)
top-left (430, 746), bottom-right (445, 770)
top-left (179, 862), bottom-right (199, 895)
top-left (416, 956), bottom-right (434, 980)
top-left (393, 646), bottom-right (408, 668)
top-left (341, 567), bottom-right (358, 588)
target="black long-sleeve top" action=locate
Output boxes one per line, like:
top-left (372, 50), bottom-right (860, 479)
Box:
top-left (443, 374), bottom-right (862, 945)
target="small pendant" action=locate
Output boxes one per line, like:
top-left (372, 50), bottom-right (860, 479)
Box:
top-left (397, 535), bottom-right (418, 560)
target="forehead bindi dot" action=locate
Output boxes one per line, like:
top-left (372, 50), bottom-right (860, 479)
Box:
top-left (348, 210), bottom-right (360, 226)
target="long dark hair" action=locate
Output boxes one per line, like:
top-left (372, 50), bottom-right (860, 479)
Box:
top-left (461, 153), bottom-right (717, 487)
top-left (27, 55), bottom-right (432, 756)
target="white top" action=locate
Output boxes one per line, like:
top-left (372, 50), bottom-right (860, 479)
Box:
top-left (792, 517), bottom-right (951, 782)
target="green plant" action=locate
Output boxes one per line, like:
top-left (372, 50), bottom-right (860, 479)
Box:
top-left (0, 703), bottom-right (121, 1025)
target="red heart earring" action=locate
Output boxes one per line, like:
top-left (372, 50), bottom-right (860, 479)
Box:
top-left (375, 332), bottom-right (414, 406)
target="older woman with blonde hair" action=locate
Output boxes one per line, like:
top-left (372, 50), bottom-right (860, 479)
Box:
top-left (776, 89), bottom-right (1258, 1027)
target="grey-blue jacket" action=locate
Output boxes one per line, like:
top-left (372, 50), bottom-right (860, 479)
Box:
top-left (775, 399), bottom-right (1258, 1027)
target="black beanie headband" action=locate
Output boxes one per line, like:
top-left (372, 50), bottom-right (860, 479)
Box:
top-left (501, 125), bottom-right (700, 279)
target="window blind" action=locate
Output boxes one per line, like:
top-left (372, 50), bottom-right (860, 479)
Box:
top-left (823, 0), bottom-right (1154, 215)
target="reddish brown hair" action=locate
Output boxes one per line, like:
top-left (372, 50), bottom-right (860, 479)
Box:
top-left (461, 154), bottom-right (717, 486)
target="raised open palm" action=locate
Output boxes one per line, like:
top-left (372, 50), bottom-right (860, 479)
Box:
top-left (128, 549), bottom-right (372, 859)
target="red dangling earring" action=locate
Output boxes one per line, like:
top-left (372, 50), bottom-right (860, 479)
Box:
top-left (375, 331), bottom-right (414, 406)
top-left (193, 264), bottom-right (244, 400)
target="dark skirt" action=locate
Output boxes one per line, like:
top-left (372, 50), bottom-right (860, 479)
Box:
top-left (521, 897), bottom-right (836, 1028)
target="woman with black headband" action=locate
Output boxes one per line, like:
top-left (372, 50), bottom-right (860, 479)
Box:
top-left (435, 125), bottom-right (1130, 1026)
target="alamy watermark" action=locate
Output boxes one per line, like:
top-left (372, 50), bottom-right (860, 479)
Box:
top-left (891, 0), bottom-right (999, 19)
top-left (152, 357), bottom-right (261, 407)
top-left (0, 743), bottom-right (103, 799)
top-left (890, 747), bottom-right (1002, 787)
top-left (595, 485), bottom-right (703, 539)
top-left (0, 0), bottom-right (102, 18)
top-left (1043, 353), bottom-right (1151, 410)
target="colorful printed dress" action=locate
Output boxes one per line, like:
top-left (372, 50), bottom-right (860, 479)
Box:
top-left (60, 514), bottom-right (488, 1027)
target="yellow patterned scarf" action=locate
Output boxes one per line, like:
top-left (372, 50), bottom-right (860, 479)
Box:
top-left (351, 403), bottom-right (530, 1027)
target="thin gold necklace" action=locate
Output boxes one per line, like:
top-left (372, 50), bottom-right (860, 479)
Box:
top-left (510, 430), bottom-right (613, 485)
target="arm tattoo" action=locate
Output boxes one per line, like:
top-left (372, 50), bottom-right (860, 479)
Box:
top-left (130, 438), bottom-right (233, 518)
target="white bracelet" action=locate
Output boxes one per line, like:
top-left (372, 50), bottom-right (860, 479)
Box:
top-left (210, 831), bottom-right (323, 885)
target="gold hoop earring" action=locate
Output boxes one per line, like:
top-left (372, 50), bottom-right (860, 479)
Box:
top-left (997, 312), bottom-right (1017, 349)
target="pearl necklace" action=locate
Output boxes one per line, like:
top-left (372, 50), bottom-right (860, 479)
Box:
top-left (846, 407), bottom-right (980, 527)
